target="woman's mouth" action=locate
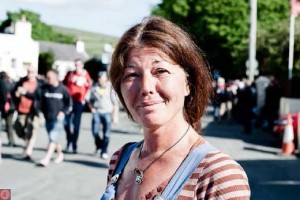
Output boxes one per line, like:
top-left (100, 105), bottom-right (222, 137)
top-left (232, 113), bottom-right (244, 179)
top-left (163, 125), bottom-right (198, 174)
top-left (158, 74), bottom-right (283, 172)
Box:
top-left (138, 100), bottom-right (164, 109)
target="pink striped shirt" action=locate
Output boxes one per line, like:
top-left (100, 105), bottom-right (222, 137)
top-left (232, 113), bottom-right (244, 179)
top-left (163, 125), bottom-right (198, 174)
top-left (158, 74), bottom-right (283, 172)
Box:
top-left (106, 143), bottom-right (250, 199)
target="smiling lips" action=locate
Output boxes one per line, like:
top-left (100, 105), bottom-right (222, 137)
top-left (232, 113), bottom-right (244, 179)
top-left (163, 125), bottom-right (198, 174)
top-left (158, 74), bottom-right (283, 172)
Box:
top-left (137, 100), bottom-right (164, 109)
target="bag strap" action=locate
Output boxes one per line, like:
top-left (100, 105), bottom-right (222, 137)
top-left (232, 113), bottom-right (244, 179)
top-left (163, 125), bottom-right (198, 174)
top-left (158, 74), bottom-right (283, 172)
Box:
top-left (113, 141), bottom-right (142, 178)
top-left (161, 142), bottom-right (216, 199)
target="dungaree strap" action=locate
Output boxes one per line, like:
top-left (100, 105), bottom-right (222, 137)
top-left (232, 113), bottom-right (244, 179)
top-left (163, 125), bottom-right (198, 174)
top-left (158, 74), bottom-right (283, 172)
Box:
top-left (101, 142), bottom-right (215, 200)
top-left (114, 141), bottom-right (141, 176)
top-left (100, 141), bottom-right (141, 200)
top-left (160, 143), bottom-right (216, 199)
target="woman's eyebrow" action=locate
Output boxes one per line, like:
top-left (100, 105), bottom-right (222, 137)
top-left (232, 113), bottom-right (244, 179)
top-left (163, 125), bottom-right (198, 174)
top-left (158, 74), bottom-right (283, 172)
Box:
top-left (154, 56), bottom-right (174, 64)
top-left (153, 59), bottom-right (161, 64)
top-left (124, 64), bottom-right (136, 69)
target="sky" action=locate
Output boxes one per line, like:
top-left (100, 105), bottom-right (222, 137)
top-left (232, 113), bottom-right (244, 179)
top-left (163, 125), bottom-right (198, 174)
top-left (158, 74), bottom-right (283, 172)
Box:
top-left (0, 0), bottom-right (161, 37)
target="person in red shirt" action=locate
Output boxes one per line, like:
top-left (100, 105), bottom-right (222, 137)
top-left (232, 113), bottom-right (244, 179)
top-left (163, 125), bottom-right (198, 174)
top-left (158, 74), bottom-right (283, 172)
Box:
top-left (63, 59), bottom-right (91, 153)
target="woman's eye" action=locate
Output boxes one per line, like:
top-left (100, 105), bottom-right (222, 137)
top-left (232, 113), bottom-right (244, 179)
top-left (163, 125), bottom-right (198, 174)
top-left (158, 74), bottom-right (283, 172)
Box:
top-left (155, 69), bottom-right (169, 75)
top-left (123, 73), bottom-right (138, 80)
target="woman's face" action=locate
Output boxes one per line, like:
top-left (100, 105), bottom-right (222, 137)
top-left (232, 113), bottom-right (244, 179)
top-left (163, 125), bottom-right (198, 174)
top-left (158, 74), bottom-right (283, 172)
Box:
top-left (120, 47), bottom-right (190, 128)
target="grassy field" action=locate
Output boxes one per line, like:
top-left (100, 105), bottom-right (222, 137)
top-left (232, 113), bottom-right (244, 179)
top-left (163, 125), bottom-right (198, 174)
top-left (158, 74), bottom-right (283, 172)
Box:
top-left (52, 25), bottom-right (119, 57)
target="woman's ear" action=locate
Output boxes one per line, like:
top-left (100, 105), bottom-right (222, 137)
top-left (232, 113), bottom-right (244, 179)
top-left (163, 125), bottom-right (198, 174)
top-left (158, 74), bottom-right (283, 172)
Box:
top-left (184, 81), bottom-right (190, 97)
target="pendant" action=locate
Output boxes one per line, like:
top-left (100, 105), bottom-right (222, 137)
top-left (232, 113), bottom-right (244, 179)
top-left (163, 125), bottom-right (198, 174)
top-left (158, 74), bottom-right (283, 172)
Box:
top-left (134, 168), bottom-right (144, 184)
top-left (135, 174), bottom-right (143, 184)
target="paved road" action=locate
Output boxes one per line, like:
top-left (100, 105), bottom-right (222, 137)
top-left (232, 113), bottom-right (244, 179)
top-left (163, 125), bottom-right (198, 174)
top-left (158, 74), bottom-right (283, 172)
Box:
top-left (0, 109), bottom-right (299, 199)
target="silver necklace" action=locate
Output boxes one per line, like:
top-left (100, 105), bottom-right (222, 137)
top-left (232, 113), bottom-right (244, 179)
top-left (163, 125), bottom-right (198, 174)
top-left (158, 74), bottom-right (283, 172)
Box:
top-left (133, 125), bottom-right (190, 184)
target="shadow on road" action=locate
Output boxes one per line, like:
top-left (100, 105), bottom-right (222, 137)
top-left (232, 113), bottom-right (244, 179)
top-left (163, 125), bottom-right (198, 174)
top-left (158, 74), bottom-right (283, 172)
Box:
top-left (238, 159), bottom-right (300, 199)
top-left (202, 119), bottom-right (281, 148)
top-left (64, 159), bottom-right (108, 168)
top-left (1, 153), bottom-right (36, 163)
top-left (243, 146), bottom-right (278, 155)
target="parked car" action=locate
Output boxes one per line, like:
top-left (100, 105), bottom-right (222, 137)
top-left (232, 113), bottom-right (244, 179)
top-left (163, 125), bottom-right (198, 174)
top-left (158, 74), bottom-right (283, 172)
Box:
top-left (273, 112), bottom-right (299, 144)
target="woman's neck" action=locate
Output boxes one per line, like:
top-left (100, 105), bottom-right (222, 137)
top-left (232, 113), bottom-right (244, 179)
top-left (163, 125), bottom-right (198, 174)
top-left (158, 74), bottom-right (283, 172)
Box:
top-left (142, 120), bottom-right (194, 154)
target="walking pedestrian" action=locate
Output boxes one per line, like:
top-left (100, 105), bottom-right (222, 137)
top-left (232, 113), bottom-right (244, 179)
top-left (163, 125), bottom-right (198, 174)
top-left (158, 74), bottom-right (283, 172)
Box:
top-left (100, 16), bottom-right (250, 199)
top-left (225, 80), bottom-right (236, 123)
top-left (12, 66), bottom-right (42, 160)
top-left (38, 70), bottom-right (71, 167)
top-left (88, 71), bottom-right (119, 159)
top-left (213, 77), bottom-right (227, 123)
top-left (0, 71), bottom-right (17, 147)
top-left (261, 75), bottom-right (283, 131)
top-left (63, 59), bottom-right (91, 153)
top-left (237, 80), bottom-right (257, 134)
top-left (0, 74), bottom-right (7, 164)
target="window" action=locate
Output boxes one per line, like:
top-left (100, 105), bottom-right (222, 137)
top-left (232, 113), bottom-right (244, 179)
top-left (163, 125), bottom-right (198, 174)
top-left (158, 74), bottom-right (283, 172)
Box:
top-left (11, 58), bottom-right (17, 68)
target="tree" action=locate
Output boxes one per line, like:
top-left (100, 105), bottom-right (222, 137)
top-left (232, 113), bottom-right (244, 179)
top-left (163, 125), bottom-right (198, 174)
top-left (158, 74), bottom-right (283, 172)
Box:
top-left (0, 9), bottom-right (75, 44)
top-left (256, 0), bottom-right (290, 79)
top-left (152, 0), bottom-right (249, 79)
top-left (152, 0), bottom-right (299, 80)
top-left (38, 50), bottom-right (55, 75)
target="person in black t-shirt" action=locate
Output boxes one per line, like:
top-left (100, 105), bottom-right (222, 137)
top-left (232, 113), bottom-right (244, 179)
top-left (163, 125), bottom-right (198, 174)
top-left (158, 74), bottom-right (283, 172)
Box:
top-left (38, 70), bottom-right (71, 167)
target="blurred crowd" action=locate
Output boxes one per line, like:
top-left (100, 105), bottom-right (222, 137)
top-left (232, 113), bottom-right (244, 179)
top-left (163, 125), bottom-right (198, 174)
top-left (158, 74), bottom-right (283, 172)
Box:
top-left (0, 59), bottom-right (284, 166)
top-left (0, 59), bottom-right (119, 166)
top-left (212, 75), bottom-right (283, 134)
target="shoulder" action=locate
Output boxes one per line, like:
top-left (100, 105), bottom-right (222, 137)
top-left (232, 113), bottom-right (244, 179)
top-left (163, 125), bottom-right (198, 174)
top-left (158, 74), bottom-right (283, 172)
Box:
top-left (90, 85), bottom-right (98, 94)
top-left (194, 151), bottom-right (250, 199)
top-left (37, 78), bottom-right (45, 85)
top-left (91, 83), bottom-right (100, 89)
top-left (66, 71), bottom-right (74, 76)
top-left (17, 77), bottom-right (27, 84)
top-left (83, 69), bottom-right (91, 77)
top-left (199, 151), bottom-right (248, 181)
top-left (80, 69), bottom-right (91, 79)
top-left (41, 84), bottom-right (48, 90)
top-left (60, 85), bottom-right (71, 98)
top-left (59, 83), bottom-right (69, 91)
top-left (63, 71), bottom-right (74, 80)
top-left (201, 150), bottom-right (245, 170)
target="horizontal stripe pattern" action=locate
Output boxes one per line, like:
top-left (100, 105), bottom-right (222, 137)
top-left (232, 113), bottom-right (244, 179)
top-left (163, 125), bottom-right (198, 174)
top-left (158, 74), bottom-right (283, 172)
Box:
top-left (106, 144), bottom-right (250, 199)
top-left (107, 149), bottom-right (122, 183)
top-left (194, 152), bottom-right (250, 199)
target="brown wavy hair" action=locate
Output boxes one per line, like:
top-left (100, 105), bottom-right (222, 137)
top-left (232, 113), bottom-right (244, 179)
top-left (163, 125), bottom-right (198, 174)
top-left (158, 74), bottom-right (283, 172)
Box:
top-left (109, 16), bottom-right (212, 132)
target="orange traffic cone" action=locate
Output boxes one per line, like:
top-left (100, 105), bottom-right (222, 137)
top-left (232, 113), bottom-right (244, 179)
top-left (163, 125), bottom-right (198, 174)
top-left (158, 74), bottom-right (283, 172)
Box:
top-left (281, 114), bottom-right (295, 155)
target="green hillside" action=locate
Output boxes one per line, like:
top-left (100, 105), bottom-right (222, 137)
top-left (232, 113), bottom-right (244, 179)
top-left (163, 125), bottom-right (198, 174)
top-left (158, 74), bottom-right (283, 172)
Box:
top-left (52, 26), bottom-right (119, 56)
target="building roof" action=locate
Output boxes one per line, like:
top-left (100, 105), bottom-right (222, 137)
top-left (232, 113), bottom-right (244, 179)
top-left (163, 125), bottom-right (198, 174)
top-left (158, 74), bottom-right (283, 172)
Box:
top-left (39, 41), bottom-right (89, 61)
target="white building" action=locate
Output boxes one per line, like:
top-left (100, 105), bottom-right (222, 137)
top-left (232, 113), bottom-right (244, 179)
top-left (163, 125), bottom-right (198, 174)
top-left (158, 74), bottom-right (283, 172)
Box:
top-left (39, 40), bottom-right (89, 80)
top-left (0, 16), bottom-right (39, 80)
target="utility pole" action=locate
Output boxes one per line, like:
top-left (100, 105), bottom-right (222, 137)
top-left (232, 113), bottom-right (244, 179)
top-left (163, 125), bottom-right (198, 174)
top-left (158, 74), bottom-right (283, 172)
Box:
top-left (248, 0), bottom-right (257, 83)
top-left (288, 0), bottom-right (300, 80)
top-left (287, 0), bottom-right (300, 96)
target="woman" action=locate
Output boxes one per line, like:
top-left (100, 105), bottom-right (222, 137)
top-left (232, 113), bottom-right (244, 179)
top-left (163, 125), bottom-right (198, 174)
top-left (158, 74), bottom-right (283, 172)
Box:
top-left (101, 16), bottom-right (250, 199)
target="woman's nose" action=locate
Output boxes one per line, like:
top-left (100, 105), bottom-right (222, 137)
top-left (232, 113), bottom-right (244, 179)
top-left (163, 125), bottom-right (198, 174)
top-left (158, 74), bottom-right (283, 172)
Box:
top-left (140, 74), bottom-right (155, 96)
